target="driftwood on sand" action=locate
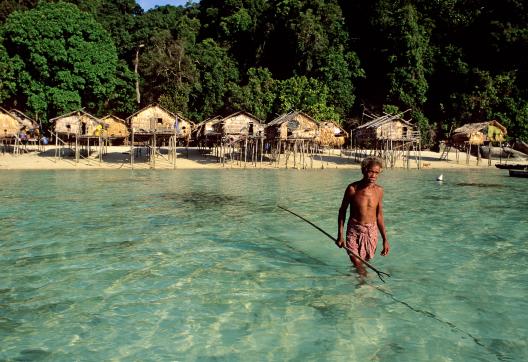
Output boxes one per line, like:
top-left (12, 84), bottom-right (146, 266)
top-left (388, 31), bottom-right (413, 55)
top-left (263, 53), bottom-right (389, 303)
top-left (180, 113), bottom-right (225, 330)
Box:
top-left (480, 146), bottom-right (528, 160)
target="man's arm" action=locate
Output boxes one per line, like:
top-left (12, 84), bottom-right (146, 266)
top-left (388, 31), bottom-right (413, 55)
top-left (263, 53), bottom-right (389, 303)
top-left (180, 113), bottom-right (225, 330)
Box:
top-left (337, 185), bottom-right (353, 248)
top-left (376, 187), bottom-right (390, 256)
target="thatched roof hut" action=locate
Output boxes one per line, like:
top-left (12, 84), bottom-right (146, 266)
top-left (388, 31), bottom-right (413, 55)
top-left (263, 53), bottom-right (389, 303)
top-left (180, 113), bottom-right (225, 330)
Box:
top-left (0, 106), bottom-right (21, 139)
top-left (451, 120), bottom-right (507, 146)
top-left (10, 109), bottom-right (39, 131)
top-left (316, 121), bottom-right (348, 147)
top-left (127, 103), bottom-right (193, 139)
top-left (214, 111), bottom-right (265, 137)
top-left (353, 112), bottom-right (415, 146)
top-left (265, 111), bottom-right (319, 140)
top-left (50, 110), bottom-right (104, 136)
top-left (193, 115), bottom-right (222, 139)
top-left (101, 115), bottom-right (129, 138)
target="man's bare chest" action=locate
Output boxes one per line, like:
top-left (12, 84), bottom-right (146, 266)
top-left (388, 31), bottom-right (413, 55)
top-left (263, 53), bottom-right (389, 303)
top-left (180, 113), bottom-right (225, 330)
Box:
top-left (352, 190), bottom-right (378, 208)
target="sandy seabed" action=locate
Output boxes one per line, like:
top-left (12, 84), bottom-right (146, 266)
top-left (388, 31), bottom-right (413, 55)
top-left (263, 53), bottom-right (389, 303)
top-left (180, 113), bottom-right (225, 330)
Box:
top-left (0, 145), bottom-right (525, 170)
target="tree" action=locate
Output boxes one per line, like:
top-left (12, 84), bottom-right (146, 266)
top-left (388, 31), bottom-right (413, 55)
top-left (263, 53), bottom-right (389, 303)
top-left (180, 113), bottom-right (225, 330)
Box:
top-left (230, 67), bottom-right (276, 121)
top-left (275, 75), bottom-right (340, 123)
top-left (0, 2), bottom-right (119, 122)
top-left (378, 3), bottom-right (432, 112)
top-left (105, 60), bottom-right (137, 117)
top-left (189, 38), bottom-right (240, 120)
top-left (198, 0), bottom-right (269, 73)
top-left (0, 0), bottom-right (38, 23)
top-left (137, 9), bottom-right (201, 115)
top-left (318, 48), bottom-right (364, 115)
top-left (420, 0), bottom-right (528, 140)
top-left (68, 0), bottom-right (143, 59)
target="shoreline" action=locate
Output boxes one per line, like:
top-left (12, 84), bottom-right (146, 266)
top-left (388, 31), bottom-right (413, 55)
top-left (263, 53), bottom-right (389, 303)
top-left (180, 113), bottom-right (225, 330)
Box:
top-left (0, 145), bottom-right (525, 170)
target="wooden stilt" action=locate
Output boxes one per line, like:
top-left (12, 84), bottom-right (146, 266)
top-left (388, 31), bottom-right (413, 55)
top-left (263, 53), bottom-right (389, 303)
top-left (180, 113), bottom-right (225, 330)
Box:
top-left (131, 128), bottom-right (135, 169)
top-left (75, 134), bottom-right (79, 163)
top-left (260, 139), bottom-right (264, 167)
top-left (244, 137), bottom-right (248, 167)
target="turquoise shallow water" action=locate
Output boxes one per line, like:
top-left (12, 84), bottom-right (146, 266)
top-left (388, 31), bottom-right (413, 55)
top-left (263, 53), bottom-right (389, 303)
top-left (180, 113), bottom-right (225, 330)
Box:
top-left (0, 169), bottom-right (527, 361)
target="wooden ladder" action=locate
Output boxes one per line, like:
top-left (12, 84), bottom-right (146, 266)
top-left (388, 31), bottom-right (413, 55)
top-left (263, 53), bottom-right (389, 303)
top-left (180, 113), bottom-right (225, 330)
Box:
top-left (439, 145), bottom-right (451, 160)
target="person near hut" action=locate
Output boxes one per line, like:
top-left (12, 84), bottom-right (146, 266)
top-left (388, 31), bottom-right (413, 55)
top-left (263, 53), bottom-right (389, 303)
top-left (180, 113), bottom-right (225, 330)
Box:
top-left (336, 157), bottom-right (390, 276)
top-left (19, 126), bottom-right (28, 144)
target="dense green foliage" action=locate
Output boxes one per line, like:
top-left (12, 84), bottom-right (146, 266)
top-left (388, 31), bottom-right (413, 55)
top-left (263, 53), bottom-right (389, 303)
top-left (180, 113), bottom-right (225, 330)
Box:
top-left (0, 0), bottom-right (526, 141)
top-left (0, 2), bottom-right (121, 119)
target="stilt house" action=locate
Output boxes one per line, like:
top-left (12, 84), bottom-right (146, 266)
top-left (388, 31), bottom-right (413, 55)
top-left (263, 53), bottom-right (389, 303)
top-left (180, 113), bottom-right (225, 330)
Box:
top-left (316, 121), bottom-right (348, 148)
top-left (451, 120), bottom-right (507, 147)
top-left (192, 115), bottom-right (223, 146)
top-left (101, 115), bottom-right (129, 143)
top-left (0, 106), bottom-right (21, 140)
top-left (127, 103), bottom-right (193, 141)
top-left (265, 111), bottom-right (319, 140)
top-left (353, 112), bottom-right (416, 147)
top-left (214, 111), bottom-right (265, 140)
top-left (50, 110), bottom-right (105, 137)
top-left (10, 109), bottom-right (39, 132)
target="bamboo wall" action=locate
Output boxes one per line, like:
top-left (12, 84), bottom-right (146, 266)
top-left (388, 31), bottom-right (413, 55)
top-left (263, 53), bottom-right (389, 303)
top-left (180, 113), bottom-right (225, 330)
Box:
top-left (129, 105), bottom-right (192, 137)
top-left (54, 115), bottom-right (81, 134)
top-left (375, 120), bottom-right (413, 139)
top-left (219, 113), bottom-right (265, 136)
top-left (355, 120), bottom-right (414, 145)
top-left (54, 114), bottom-right (101, 136)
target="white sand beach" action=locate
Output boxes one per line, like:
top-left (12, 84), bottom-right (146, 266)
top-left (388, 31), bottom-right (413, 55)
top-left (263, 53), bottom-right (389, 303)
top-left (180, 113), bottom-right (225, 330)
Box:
top-left (1, 145), bottom-right (523, 170)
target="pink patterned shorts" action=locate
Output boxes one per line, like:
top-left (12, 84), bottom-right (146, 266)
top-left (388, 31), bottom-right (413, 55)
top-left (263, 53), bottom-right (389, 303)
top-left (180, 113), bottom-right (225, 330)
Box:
top-left (346, 220), bottom-right (378, 260)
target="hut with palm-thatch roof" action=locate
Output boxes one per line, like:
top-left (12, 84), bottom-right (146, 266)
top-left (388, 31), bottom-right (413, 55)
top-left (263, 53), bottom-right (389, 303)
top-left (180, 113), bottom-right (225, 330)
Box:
top-left (101, 115), bottom-right (129, 145)
top-left (448, 120), bottom-right (508, 165)
top-left (214, 111), bottom-right (265, 138)
top-left (0, 106), bottom-right (22, 153)
top-left (316, 121), bottom-right (348, 148)
top-left (10, 109), bottom-right (41, 150)
top-left (451, 120), bottom-right (507, 146)
top-left (265, 111), bottom-right (319, 169)
top-left (50, 110), bottom-right (107, 162)
top-left (266, 111), bottom-right (319, 140)
top-left (353, 111), bottom-right (416, 147)
top-left (51, 110), bottom-right (104, 137)
top-left (0, 106), bottom-right (21, 140)
top-left (213, 111), bottom-right (266, 166)
top-left (352, 110), bottom-right (422, 169)
top-left (127, 103), bottom-right (193, 140)
top-left (192, 115), bottom-right (223, 146)
top-left (126, 103), bottom-right (194, 168)
top-left (10, 109), bottom-right (39, 132)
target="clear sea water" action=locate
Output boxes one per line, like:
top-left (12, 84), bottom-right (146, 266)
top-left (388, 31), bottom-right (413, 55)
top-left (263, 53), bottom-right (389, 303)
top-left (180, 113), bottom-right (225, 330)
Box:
top-left (0, 169), bottom-right (526, 361)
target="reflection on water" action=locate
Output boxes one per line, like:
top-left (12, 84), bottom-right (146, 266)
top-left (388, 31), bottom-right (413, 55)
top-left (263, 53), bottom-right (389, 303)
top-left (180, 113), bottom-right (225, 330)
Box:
top-left (0, 169), bottom-right (527, 360)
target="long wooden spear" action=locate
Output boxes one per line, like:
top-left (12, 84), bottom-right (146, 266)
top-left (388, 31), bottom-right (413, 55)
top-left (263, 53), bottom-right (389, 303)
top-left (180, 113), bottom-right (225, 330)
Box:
top-left (278, 205), bottom-right (391, 282)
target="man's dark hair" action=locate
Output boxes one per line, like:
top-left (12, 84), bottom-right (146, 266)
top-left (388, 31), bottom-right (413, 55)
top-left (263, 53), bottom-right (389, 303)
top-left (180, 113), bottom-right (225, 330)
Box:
top-left (361, 157), bottom-right (383, 173)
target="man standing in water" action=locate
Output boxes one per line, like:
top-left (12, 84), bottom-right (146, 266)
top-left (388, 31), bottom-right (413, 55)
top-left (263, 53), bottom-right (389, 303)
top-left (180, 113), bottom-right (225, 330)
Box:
top-left (337, 157), bottom-right (390, 276)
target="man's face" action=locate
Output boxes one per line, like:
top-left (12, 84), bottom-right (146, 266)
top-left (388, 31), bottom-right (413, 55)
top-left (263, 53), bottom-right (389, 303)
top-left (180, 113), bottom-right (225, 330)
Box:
top-left (363, 165), bottom-right (381, 184)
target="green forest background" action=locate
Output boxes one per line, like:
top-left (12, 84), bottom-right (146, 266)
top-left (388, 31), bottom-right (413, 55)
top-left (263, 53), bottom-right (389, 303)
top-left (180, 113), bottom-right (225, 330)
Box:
top-left (1, 0), bottom-right (527, 145)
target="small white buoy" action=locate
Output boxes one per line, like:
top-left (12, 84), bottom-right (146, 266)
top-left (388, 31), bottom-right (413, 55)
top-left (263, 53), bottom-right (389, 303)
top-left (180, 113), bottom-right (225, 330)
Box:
top-left (436, 174), bottom-right (444, 181)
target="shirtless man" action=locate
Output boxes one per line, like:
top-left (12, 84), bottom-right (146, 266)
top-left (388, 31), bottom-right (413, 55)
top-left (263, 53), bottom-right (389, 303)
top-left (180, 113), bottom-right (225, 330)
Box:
top-left (337, 157), bottom-right (390, 276)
